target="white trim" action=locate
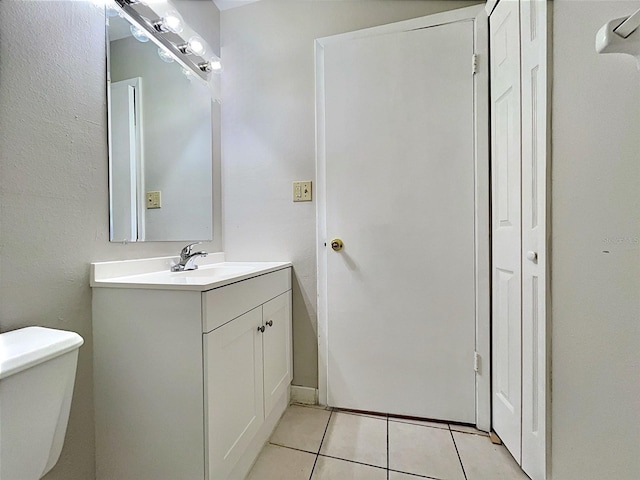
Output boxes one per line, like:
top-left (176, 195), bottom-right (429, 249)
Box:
top-left (473, 7), bottom-right (492, 433)
top-left (485, 0), bottom-right (500, 17)
top-left (315, 4), bottom-right (491, 428)
top-left (316, 5), bottom-right (484, 46)
top-left (290, 385), bottom-right (318, 405)
top-left (315, 38), bottom-right (329, 406)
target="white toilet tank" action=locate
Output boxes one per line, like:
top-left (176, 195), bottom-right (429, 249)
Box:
top-left (0, 326), bottom-right (84, 480)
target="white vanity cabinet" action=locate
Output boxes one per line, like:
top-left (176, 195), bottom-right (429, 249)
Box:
top-left (92, 264), bottom-right (292, 480)
top-left (205, 291), bottom-right (292, 479)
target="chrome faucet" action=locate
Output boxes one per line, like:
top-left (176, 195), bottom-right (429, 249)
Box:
top-left (171, 242), bottom-right (208, 271)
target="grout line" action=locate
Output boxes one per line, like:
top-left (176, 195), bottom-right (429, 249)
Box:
top-left (315, 453), bottom-right (387, 471)
top-left (309, 409), bottom-right (333, 479)
top-left (449, 428), bottom-right (468, 480)
top-left (386, 414), bottom-right (390, 480)
top-left (267, 442), bottom-right (319, 456)
top-left (388, 469), bottom-right (441, 479)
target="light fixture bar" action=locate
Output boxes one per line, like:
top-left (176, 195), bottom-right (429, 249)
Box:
top-left (113, 0), bottom-right (209, 83)
top-left (614, 8), bottom-right (640, 39)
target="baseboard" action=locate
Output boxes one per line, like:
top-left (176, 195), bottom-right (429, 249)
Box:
top-left (290, 385), bottom-right (318, 405)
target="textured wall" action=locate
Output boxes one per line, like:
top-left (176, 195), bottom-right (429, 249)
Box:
top-left (0, 1), bottom-right (220, 479)
top-left (220, 0), bottom-right (482, 388)
top-left (552, 1), bottom-right (640, 479)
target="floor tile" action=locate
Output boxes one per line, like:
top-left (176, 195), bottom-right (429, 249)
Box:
top-left (390, 416), bottom-right (449, 430)
top-left (449, 423), bottom-right (489, 436)
top-left (319, 412), bottom-right (387, 468)
top-left (389, 422), bottom-right (465, 480)
top-left (245, 444), bottom-right (315, 480)
top-left (453, 431), bottom-right (530, 479)
top-left (311, 456), bottom-right (387, 480)
top-left (269, 405), bottom-right (332, 453)
top-left (389, 471), bottom-right (434, 479)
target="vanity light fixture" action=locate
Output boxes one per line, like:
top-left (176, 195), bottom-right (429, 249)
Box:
top-left (157, 47), bottom-right (175, 63)
top-left (181, 67), bottom-right (195, 81)
top-left (198, 54), bottom-right (223, 74)
top-left (151, 10), bottom-right (184, 34)
top-left (112, 0), bottom-right (214, 84)
top-left (177, 36), bottom-right (208, 57)
top-left (130, 24), bottom-right (150, 42)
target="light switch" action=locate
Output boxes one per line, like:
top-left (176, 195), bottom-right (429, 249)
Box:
top-left (146, 191), bottom-right (161, 209)
top-left (293, 181), bottom-right (312, 202)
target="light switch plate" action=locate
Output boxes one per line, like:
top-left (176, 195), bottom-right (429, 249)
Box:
top-left (146, 191), bottom-right (161, 209)
top-left (293, 181), bottom-right (312, 202)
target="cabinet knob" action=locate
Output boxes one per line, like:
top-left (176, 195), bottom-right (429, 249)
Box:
top-left (266, 320), bottom-right (273, 327)
top-left (257, 325), bottom-right (265, 333)
top-left (526, 251), bottom-right (538, 262)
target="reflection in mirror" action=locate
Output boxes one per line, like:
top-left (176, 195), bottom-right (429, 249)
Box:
top-left (107, 12), bottom-right (213, 242)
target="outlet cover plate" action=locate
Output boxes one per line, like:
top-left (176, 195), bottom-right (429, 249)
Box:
top-left (146, 191), bottom-right (161, 209)
top-left (293, 181), bottom-right (312, 202)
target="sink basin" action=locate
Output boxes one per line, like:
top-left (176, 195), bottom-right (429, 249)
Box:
top-left (91, 256), bottom-right (292, 291)
top-left (170, 265), bottom-right (255, 279)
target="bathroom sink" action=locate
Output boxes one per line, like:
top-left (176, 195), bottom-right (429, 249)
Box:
top-left (90, 256), bottom-right (292, 291)
top-left (170, 264), bottom-right (255, 279)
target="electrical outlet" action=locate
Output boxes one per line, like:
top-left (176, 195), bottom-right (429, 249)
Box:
top-left (293, 181), bottom-right (312, 202)
top-left (146, 191), bottom-right (161, 209)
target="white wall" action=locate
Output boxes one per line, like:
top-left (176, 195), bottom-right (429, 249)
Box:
top-left (552, 1), bottom-right (640, 479)
top-left (220, 0), bottom-right (482, 388)
top-left (0, 1), bottom-right (220, 479)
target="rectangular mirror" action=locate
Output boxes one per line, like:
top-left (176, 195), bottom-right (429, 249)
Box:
top-left (107, 13), bottom-right (213, 242)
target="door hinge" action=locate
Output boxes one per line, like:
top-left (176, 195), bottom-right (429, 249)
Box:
top-left (474, 351), bottom-right (480, 373)
top-left (472, 54), bottom-right (478, 75)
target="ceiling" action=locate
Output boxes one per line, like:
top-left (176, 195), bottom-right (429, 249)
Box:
top-left (212, 0), bottom-right (261, 11)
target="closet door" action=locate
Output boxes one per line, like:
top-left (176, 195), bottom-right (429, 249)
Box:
top-left (520, 1), bottom-right (549, 478)
top-left (490, 0), bottom-right (522, 463)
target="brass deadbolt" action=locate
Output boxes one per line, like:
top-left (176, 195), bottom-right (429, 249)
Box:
top-left (330, 238), bottom-right (344, 251)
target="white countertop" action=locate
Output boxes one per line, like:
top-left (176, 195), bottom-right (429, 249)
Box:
top-left (91, 254), bottom-right (291, 292)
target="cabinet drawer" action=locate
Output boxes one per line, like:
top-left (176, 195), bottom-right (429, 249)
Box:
top-left (202, 268), bottom-right (291, 333)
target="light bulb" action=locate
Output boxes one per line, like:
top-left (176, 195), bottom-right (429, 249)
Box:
top-left (130, 24), bottom-right (150, 42)
top-left (187, 36), bottom-right (207, 57)
top-left (157, 48), bottom-right (175, 63)
top-left (209, 54), bottom-right (223, 73)
top-left (157, 10), bottom-right (183, 34)
top-left (181, 68), bottom-right (195, 81)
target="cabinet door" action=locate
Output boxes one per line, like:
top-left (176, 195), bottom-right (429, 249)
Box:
top-left (205, 307), bottom-right (264, 480)
top-left (262, 291), bottom-right (292, 417)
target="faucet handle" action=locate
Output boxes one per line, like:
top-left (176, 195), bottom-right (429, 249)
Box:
top-left (180, 242), bottom-right (202, 259)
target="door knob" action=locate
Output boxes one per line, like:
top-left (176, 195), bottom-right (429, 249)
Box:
top-left (330, 238), bottom-right (344, 251)
top-left (526, 251), bottom-right (538, 262)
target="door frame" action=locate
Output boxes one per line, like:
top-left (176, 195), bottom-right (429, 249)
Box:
top-left (315, 4), bottom-right (491, 430)
top-left (108, 77), bottom-right (145, 242)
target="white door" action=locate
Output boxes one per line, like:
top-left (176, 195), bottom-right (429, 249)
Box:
top-left (205, 307), bottom-right (264, 480)
top-left (520, 1), bottom-right (549, 478)
top-left (262, 291), bottom-right (292, 418)
top-left (490, 0), bottom-right (523, 463)
top-left (318, 13), bottom-right (479, 423)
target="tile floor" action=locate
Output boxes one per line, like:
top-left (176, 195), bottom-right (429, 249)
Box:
top-left (246, 404), bottom-right (530, 480)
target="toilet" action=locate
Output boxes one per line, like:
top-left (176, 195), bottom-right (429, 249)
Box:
top-left (0, 326), bottom-right (84, 480)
